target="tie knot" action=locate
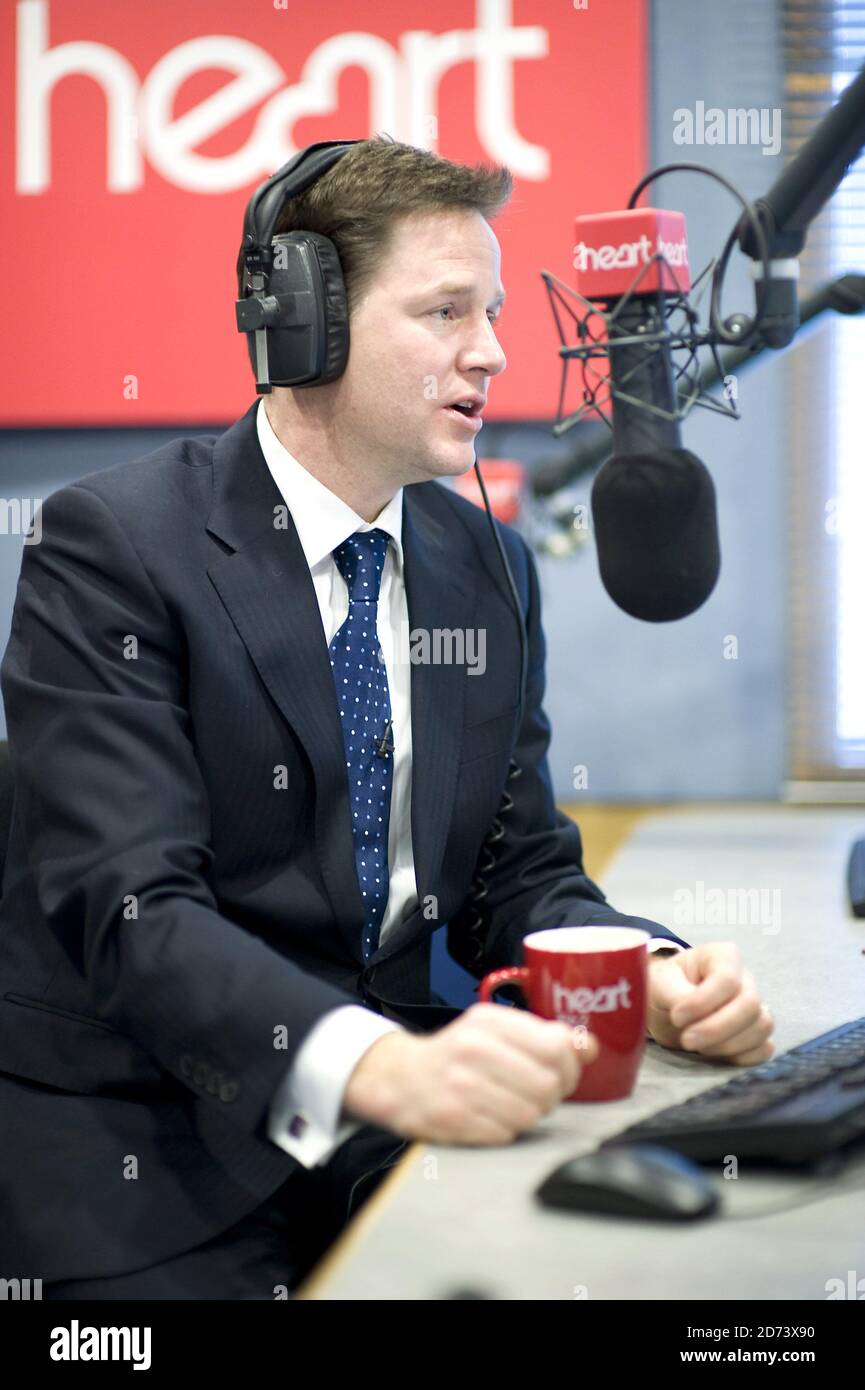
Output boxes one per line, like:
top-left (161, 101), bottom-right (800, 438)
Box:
top-left (333, 528), bottom-right (390, 604)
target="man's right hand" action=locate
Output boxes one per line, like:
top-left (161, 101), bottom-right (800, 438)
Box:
top-left (341, 1002), bottom-right (600, 1145)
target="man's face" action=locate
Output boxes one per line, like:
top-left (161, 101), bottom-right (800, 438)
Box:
top-left (333, 208), bottom-right (507, 488)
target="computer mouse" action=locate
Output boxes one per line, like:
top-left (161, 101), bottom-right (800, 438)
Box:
top-left (535, 1142), bottom-right (720, 1221)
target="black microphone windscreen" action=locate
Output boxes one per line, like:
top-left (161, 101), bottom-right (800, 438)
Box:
top-left (591, 448), bottom-right (720, 621)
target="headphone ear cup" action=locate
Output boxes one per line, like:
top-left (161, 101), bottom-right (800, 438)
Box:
top-left (244, 231), bottom-right (349, 389)
top-left (308, 232), bottom-right (350, 385)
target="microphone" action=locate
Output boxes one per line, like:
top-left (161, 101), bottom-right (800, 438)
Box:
top-left (540, 72), bottom-right (865, 620)
top-left (374, 718), bottom-right (394, 758)
top-left (591, 446), bottom-right (720, 622)
top-left (573, 206), bottom-right (721, 621)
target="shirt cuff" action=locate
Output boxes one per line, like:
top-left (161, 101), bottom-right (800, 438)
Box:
top-left (267, 1004), bottom-right (406, 1169)
top-left (645, 937), bottom-right (684, 1037)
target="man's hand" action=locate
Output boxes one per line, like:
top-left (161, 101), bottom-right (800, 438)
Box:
top-left (646, 942), bottom-right (775, 1064)
top-left (342, 1003), bottom-right (600, 1145)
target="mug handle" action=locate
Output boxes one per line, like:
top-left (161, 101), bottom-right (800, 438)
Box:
top-left (478, 966), bottom-right (530, 1005)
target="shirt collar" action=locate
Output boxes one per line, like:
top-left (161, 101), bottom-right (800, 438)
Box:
top-left (256, 399), bottom-right (404, 572)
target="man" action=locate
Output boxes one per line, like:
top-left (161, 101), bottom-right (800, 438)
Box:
top-left (0, 137), bottom-right (773, 1299)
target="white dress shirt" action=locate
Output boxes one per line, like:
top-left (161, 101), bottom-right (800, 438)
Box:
top-left (256, 399), bottom-right (684, 1169)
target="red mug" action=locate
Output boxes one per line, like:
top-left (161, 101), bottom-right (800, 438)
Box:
top-left (478, 926), bottom-right (651, 1101)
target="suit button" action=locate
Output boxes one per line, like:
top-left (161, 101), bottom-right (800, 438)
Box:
top-left (193, 1062), bottom-right (209, 1088)
top-left (219, 1080), bottom-right (239, 1103)
top-left (206, 1071), bottom-right (222, 1096)
top-left (179, 1054), bottom-right (193, 1078)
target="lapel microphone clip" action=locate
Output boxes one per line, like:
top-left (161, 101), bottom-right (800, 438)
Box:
top-left (374, 718), bottom-right (394, 758)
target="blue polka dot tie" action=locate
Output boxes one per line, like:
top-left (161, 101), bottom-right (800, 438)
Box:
top-left (329, 529), bottom-right (393, 962)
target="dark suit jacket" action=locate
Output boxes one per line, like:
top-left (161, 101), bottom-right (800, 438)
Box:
top-left (0, 400), bottom-right (689, 1282)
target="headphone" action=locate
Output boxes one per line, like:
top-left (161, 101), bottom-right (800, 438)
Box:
top-left (235, 138), bottom-right (365, 393)
top-left (235, 140), bottom-right (528, 974)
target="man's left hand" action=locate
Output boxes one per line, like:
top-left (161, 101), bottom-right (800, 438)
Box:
top-left (646, 943), bottom-right (775, 1065)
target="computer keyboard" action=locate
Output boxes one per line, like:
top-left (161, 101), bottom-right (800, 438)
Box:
top-left (600, 1015), bottom-right (865, 1165)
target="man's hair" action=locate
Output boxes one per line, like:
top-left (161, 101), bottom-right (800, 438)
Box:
top-left (255, 134), bottom-right (513, 319)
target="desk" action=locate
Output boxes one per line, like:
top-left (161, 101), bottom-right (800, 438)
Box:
top-left (297, 805), bottom-right (865, 1300)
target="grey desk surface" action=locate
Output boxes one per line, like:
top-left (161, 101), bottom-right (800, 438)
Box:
top-left (299, 806), bottom-right (865, 1300)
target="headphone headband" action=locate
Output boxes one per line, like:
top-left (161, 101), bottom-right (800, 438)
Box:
top-left (237, 140), bottom-right (364, 289)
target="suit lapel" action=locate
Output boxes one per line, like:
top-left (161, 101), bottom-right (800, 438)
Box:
top-left (377, 490), bottom-right (477, 962)
top-left (205, 403), bottom-right (477, 964)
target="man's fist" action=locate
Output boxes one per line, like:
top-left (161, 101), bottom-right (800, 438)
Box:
top-left (647, 942), bottom-right (775, 1064)
top-left (342, 1002), bottom-right (600, 1145)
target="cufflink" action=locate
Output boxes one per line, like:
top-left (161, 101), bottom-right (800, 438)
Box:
top-left (289, 1114), bottom-right (309, 1138)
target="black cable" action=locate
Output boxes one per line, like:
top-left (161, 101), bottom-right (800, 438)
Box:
top-left (626, 161), bottom-right (773, 348)
top-left (720, 1160), bottom-right (865, 1222)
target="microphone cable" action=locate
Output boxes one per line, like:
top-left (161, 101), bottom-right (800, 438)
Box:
top-left (625, 160), bottom-right (772, 348)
